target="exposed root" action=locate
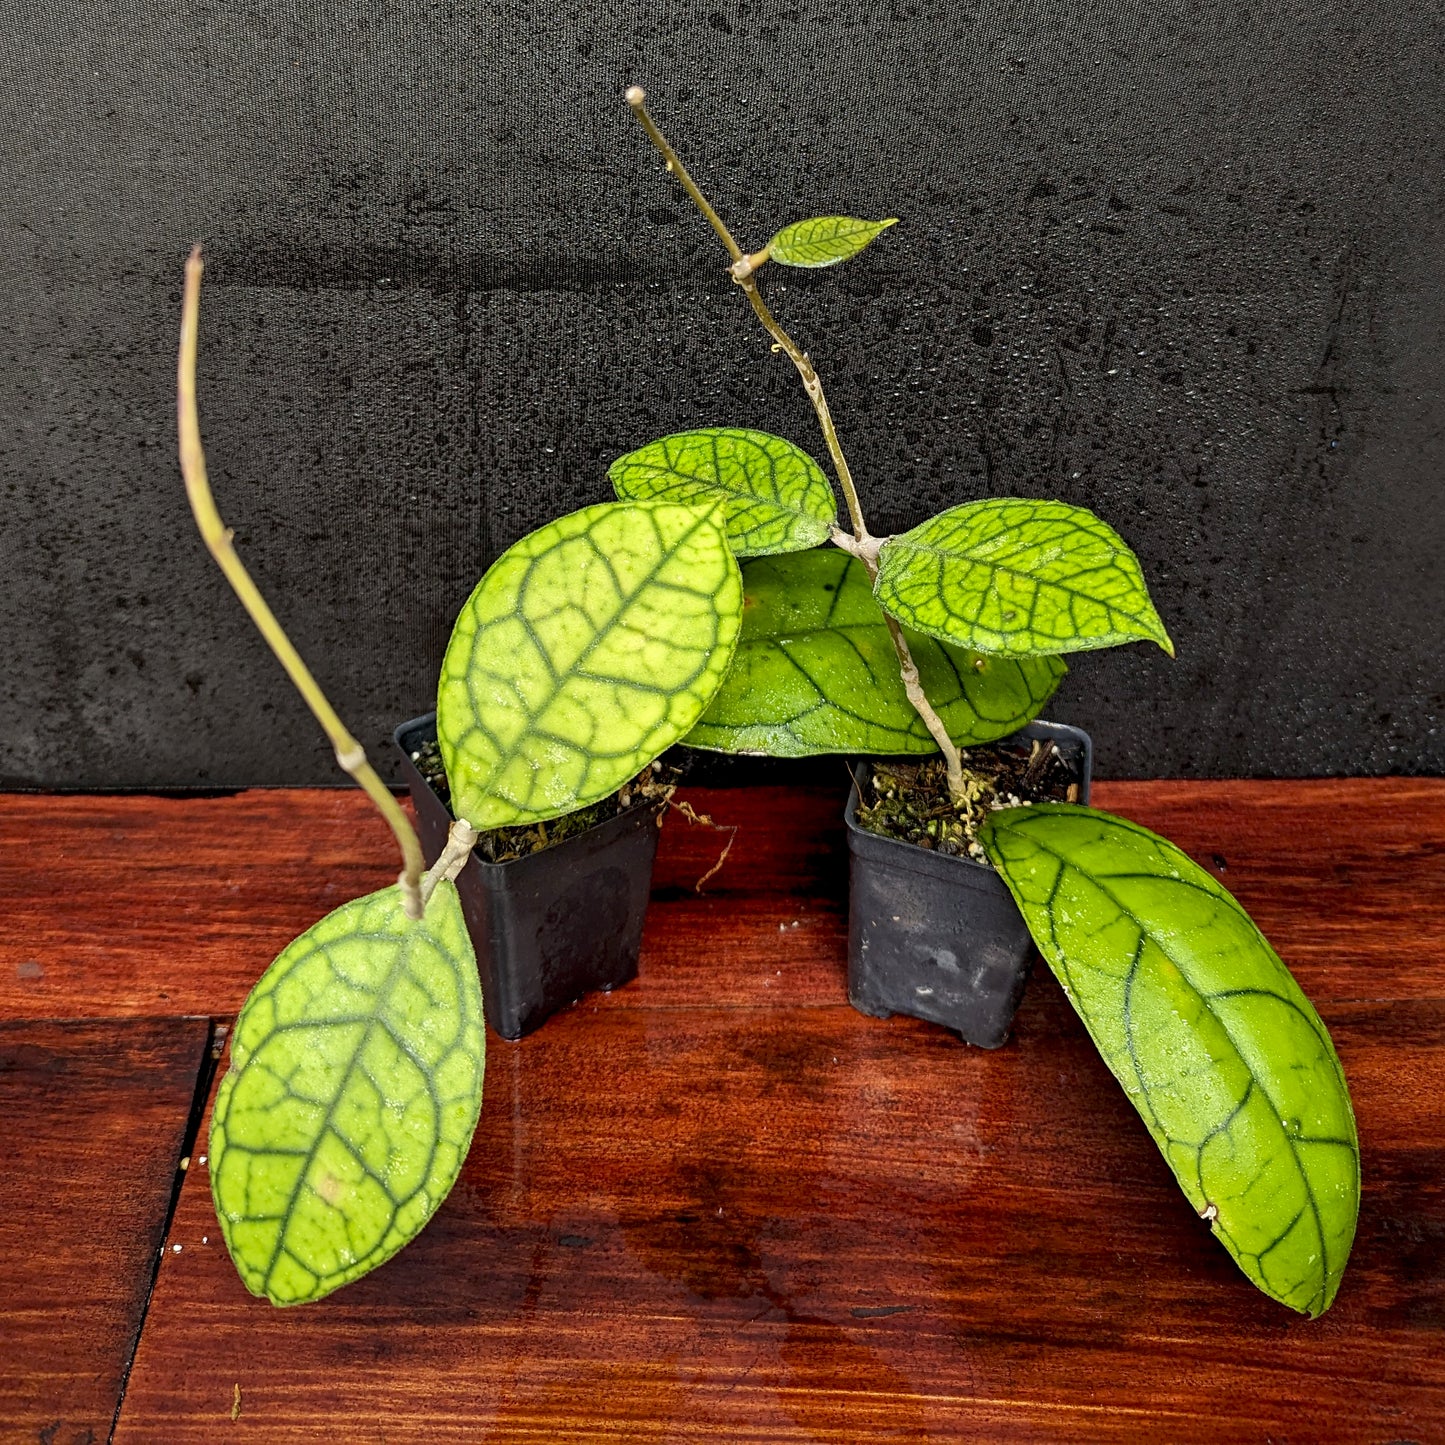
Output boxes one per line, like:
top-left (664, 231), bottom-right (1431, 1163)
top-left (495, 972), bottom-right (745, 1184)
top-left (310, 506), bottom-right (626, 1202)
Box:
top-left (693, 825), bottom-right (738, 893)
top-left (665, 796), bottom-right (739, 892)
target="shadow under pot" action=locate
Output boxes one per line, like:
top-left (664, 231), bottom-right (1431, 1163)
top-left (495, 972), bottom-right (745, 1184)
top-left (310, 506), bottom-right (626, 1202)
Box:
top-left (843, 720), bottom-right (1093, 1049)
top-left (393, 713), bottom-right (660, 1041)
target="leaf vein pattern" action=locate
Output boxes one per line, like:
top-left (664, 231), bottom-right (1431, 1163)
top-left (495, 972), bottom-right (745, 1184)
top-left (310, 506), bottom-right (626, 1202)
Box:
top-left (1001, 823), bottom-right (1341, 1304)
top-left (461, 508), bottom-right (714, 779)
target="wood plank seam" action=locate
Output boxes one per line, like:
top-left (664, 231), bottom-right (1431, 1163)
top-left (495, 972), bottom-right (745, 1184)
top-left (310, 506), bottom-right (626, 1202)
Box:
top-left (104, 1018), bottom-right (227, 1445)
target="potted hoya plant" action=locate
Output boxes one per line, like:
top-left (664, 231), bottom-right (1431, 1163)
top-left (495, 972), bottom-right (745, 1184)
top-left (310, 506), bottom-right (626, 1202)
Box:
top-left (616, 89), bottom-right (1158, 1046)
top-left (178, 78), bottom-right (1361, 1321)
top-left (618, 90), bottom-right (1360, 1318)
top-left (391, 485), bottom-right (744, 1038)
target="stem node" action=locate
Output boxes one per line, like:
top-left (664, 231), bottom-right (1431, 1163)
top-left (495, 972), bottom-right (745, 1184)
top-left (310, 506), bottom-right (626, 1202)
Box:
top-left (729, 248), bottom-right (770, 282)
top-left (334, 741), bottom-right (366, 773)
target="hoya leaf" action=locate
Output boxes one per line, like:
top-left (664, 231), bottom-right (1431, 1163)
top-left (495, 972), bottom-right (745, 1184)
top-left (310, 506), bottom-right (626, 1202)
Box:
top-left (766, 215), bottom-right (898, 268)
top-left (438, 500), bottom-right (743, 828)
top-left (874, 498), bottom-right (1173, 657)
top-left (209, 882), bottom-right (485, 1307)
top-left (609, 428), bottom-right (837, 557)
top-left (980, 804), bottom-right (1359, 1317)
top-left (687, 549), bottom-right (1065, 756)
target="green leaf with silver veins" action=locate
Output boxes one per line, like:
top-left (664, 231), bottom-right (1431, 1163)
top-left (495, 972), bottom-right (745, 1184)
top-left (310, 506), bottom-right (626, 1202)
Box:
top-left (981, 804), bottom-right (1359, 1317)
top-left (687, 549), bottom-right (1065, 756)
top-left (766, 215), bottom-right (898, 268)
top-left (438, 500), bottom-right (743, 828)
top-left (609, 428), bottom-right (837, 557)
top-left (209, 881), bottom-right (485, 1306)
top-left (874, 498), bottom-right (1173, 657)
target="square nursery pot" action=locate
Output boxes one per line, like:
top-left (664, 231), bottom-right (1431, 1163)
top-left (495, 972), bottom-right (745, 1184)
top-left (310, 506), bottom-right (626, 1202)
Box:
top-left (394, 713), bottom-right (660, 1041)
top-left (844, 720), bottom-right (1093, 1049)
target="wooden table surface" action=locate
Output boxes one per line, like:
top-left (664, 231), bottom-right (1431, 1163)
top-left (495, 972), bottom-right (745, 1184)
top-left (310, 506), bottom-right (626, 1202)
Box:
top-left (2, 778), bottom-right (1442, 1443)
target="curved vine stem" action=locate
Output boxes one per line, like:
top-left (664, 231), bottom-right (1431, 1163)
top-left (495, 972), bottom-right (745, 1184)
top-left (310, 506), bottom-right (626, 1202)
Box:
top-left (177, 245), bottom-right (428, 918)
top-left (625, 86), bottom-right (871, 544)
top-left (624, 89), bottom-right (966, 801)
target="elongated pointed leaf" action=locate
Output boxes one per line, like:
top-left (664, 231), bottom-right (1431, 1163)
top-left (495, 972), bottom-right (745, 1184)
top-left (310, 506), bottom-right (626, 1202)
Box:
top-left (687, 549), bottom-right (1065, 755)
top-left (609, 428), bottom-right (837, 557)
top-left (981, 804), bottom-right (1359, 1317)
top-left (209, 882), bottom-right (485, 1306)
top-left (767, 215), bottom-right (898, 268)
top-left (875, 499), bottom-right (1173, 657)
top-left (438, 500), bottom-right (743, 828)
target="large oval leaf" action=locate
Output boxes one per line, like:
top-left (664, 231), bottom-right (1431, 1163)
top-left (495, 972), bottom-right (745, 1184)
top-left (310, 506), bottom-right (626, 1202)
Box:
top-left (767, 215), bottom-right (898, 268)
top-left (438, 500), bottom-right (744, 828)
top-left (686, 549), bottom-right (1065, 755)
top-left (874, 498), bottom-right (1173, 657)
top-left (209, 882), bottom-right (485, 1306)
top-left (980, 804), bottom-right (1359, 1317)
top-left (609, 428), bottom-right (837, 557)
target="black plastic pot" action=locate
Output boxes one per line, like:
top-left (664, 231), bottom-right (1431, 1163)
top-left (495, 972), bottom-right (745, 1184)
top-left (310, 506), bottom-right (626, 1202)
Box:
top-left (394, 714), bottom-right (660, 1041)
top-left (843, 720), bottom-right (1093, 1049)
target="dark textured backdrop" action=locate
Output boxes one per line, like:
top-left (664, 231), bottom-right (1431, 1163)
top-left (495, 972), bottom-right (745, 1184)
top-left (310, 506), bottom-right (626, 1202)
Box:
top-left (2, 0), bottom-right (1441, 786)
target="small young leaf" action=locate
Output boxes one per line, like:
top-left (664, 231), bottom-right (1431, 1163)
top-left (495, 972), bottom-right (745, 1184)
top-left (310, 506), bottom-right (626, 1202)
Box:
top-left (980, 804), bottom-right (1359, 1317)
top-left (438, 500), bottom-right (743, 828)
top-left (609, 428), bottom-right (837, 557)
top-left (686, 549), bottom-right (1065, 756)
top-left (875, 498), bottom-right (1173, 657)
top-left (209, 882), bottom-right (485, 1306)
top-left (766, 215), bottom-right (898, 268)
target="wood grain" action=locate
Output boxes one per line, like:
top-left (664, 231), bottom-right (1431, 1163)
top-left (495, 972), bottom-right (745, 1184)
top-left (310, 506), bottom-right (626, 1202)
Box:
top-left (114, 977), bottom-right (1444, 1441)
top-left (2, 778), bottom-right (1443, 1022)
top-left (3, 781), bottom-right (1442, 1441)
top-left (0, 1018), bottom-right (210, 1445)
top-left (0, 790), bottom-right (400, 1022)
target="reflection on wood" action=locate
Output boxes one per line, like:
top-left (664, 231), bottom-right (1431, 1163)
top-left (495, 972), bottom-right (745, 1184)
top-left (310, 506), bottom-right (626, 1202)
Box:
top-left (118, 994), bottom-right (1445, 1439)
top-left (3, 778), bottom-right (1442, 1019)
top-left (1, 783), bottom-right (1440, 1440)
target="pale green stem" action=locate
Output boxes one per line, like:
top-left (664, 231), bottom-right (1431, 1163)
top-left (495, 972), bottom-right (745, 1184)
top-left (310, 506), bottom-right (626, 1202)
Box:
top-left (421, 819), bottom-right (480, 906)
top-left (625, 86), bottom-right (744, 266)
top-left (624, 90), bottom-right (966, 801)
top-left (625, 86), bottom-right (869, 543)
top-left (177, 245), bottom-right (428, 918)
